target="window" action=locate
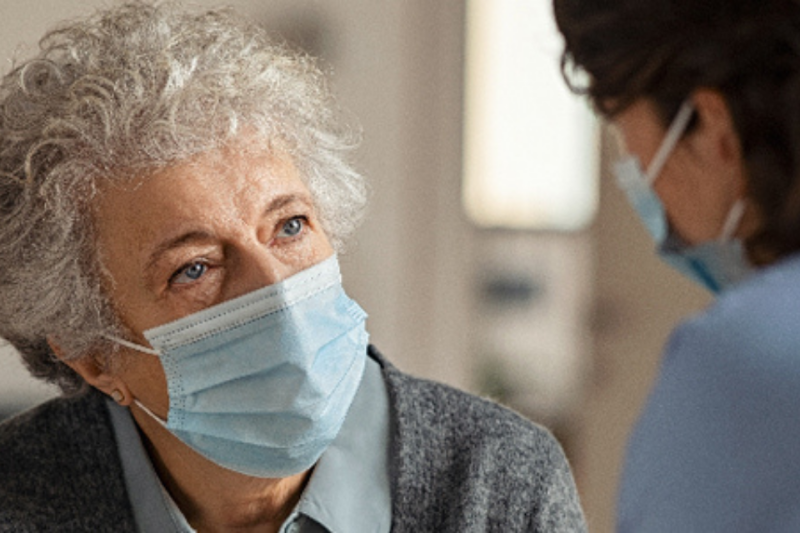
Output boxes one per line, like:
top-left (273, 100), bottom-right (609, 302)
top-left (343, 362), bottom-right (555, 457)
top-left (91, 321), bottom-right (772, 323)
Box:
top-left (463, 0), bottom-right (598, 231)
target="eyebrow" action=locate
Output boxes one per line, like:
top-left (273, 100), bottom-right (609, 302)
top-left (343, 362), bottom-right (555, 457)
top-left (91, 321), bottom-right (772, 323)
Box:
top-left (144, 230), bottom-right (216, 277)
top-left (143, 192), bottom-right (314, 275)
top-left (263, 193), bottom-right (312, 217)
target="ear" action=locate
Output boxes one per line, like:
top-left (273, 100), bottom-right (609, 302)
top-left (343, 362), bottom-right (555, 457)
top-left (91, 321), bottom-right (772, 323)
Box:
top-left (689, 89), bottom-right (747, 196)
top-left (47, 337), bottom-right (133, 406)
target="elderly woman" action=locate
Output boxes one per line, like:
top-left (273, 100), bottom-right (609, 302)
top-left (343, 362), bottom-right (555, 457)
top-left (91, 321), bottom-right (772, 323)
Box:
top-left (555, 0), bottom-right (800, 531)
top-left (0, 3), bottom-right (585, 531)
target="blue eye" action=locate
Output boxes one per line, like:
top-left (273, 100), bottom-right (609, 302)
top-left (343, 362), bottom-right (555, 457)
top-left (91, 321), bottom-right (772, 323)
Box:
top-left (172, 262), bottom-right (207, 285)
top-left (277, 217), bottom-right (306, 238)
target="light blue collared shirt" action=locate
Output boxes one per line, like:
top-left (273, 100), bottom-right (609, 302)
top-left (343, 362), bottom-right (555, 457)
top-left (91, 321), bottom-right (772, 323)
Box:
top-left (107, 356), bottom-right (391, 533)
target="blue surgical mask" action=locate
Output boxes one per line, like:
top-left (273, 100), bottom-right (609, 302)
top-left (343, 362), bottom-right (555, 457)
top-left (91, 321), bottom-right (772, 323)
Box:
top-left (614, 101), bottom-right (752, 293)
top-left (659, 202), bottom-right (752, 292)
top-left (107, 255), bottom-right (368, 478)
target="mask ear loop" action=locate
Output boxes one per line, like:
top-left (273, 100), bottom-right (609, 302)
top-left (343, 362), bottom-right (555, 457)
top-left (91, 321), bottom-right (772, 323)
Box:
top-left (133, 398), bottom-right (169, 428)
top-left (102, 334), bottom-right (168, 423)
top-left (718, 199), bottom-right (747, 243)
top-left (103, 334), bottom-right (161, 356)
top-left (644, 101), bottom-right (695, 186)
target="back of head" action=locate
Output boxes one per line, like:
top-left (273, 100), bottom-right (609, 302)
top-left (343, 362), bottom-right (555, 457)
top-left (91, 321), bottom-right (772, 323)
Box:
top-left (554, 0), bottom-right (800, 264)
top-left (0, 1), bottom-right (366, 393)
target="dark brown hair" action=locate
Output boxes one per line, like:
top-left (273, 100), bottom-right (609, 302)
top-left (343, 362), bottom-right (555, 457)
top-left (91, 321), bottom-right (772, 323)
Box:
top-left (554, 0), bottom-right (800, 264)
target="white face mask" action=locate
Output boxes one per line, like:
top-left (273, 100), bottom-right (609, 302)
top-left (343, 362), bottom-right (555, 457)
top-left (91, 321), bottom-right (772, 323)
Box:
top-left (106, 255), bottom-right (369, 478)
top-left (613, 101), bottom-right (753, 293)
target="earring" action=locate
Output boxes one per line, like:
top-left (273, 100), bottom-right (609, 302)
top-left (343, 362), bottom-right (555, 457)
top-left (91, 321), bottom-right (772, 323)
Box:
top-left (110, 389), bottom-right (125, 404)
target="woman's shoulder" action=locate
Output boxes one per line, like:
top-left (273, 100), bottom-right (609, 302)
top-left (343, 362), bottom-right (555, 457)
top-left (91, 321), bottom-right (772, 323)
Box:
top-left (0, 389), bottom-right (135, 530)
top-left (670, 253), bottom-right (800, 368)
top-left (371, 346), bottom-right (561, 452)
top-left (622, 255), bottom-right (800, 531)
top-left (1, 388), bottom-right (104, 434)
top-left (0, 388), bottom-right (111, 485)
top-left (647, 253), bottom-right (800, 450)
top-left (369, 346), bottom-right (586, 531)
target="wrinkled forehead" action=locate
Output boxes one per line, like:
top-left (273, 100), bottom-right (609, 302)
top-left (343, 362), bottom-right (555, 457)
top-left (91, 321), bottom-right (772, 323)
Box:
top-left (90, 131), bottom-right (290, 200)
top-left (88, 136), bottom-right (307, 265)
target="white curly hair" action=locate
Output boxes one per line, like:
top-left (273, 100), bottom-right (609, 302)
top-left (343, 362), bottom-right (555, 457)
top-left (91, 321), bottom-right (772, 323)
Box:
top-left (0, 1), bottom-right (367, 393)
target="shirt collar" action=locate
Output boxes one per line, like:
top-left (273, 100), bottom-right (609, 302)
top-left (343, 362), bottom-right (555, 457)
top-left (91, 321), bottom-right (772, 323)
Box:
top-left (106, 397), bottom-right (193, 533)
top-left (288, 356), bottom-right (392, 532)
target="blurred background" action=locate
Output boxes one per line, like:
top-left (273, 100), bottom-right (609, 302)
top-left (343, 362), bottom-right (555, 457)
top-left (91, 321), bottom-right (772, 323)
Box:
top-left (0, 1), bottom-right (712, 531)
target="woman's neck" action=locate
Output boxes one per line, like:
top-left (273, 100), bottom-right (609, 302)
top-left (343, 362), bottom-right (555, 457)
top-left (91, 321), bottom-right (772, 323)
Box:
top-left (132, 407), bottom-right (310, 533)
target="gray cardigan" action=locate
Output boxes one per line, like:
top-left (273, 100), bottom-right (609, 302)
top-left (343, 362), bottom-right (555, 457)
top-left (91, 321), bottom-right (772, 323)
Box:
top-left (0, 347), bottom-right (586, 532)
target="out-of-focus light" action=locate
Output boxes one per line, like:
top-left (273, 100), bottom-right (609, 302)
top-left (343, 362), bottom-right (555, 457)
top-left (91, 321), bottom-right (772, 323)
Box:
top-left (463, 0), bottom-right (599, 231)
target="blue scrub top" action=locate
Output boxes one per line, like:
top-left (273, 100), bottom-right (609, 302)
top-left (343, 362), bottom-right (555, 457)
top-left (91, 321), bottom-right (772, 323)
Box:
top-left (617, 253), bottom-right (800, 532)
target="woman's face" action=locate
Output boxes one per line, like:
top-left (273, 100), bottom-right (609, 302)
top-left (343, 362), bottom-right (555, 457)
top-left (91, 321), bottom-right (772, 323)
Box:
top-left (91, 140), bottom-right (334, 417)
top-left (611, 97), bottom-right (750, 245)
